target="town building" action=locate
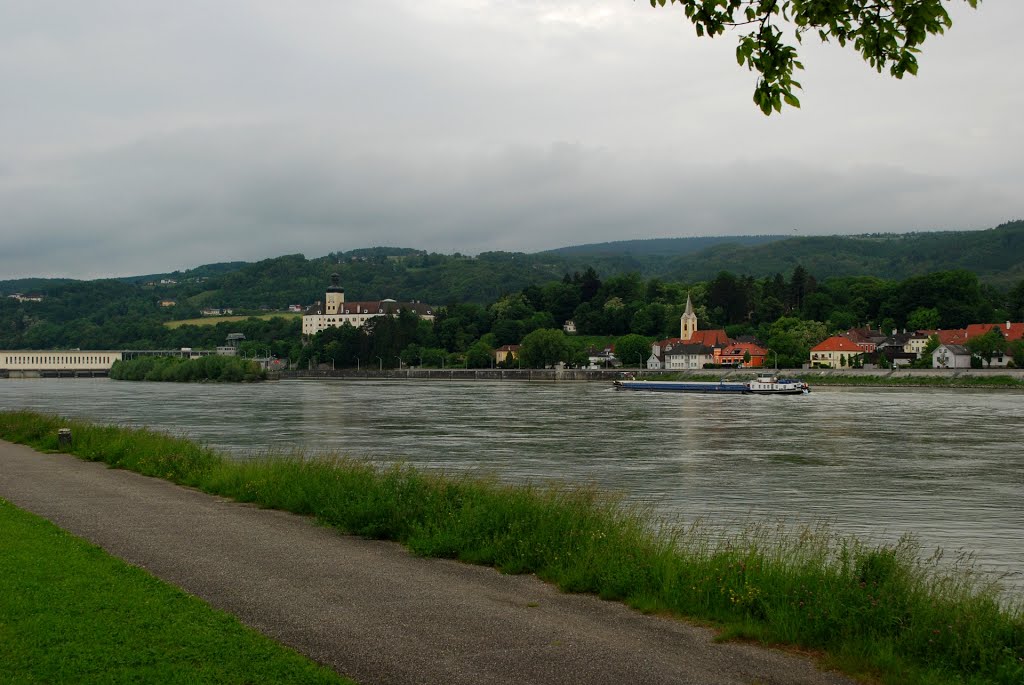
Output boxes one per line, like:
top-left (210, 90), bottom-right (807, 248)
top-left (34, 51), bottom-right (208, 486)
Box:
top-left (302, 274), bottom-right (435, 336)
top-left (647, 294), bottom-right (764, 369)
top-left (6, 293), bottom-right (43, 303)
top-left (932, 344), bottom-right (972, 369)
top-left (495, 344), bottom-right (520, 365)
top-left (809, 336), bottom-right (864, 368)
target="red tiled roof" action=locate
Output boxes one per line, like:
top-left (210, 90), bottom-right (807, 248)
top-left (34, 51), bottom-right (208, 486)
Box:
top-left (721, 341), bottom-right (767, 356)
top-left (810, 335), bottom-right (863, 353)
top-left (687, 329), bottom-right (731, 346)
top-left (936, 329), bottom-right (967, 345)
top-left (965, 323), bottom-right (1024, 342)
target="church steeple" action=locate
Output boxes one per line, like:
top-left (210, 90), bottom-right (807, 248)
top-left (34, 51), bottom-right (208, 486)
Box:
top-left (680, 292), bottom-right (697, 340)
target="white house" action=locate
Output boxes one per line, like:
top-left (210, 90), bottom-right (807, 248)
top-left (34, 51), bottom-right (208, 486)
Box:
top-left (932, 344), bottom-right (972, 369)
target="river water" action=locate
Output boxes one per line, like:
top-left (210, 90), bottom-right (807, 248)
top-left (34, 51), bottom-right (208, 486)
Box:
top-left (2, 378), bottom-right (1022, 594)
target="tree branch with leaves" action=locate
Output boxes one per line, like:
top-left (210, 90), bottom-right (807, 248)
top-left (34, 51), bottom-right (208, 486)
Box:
top-left (648, 0), bottom-right (981, 114)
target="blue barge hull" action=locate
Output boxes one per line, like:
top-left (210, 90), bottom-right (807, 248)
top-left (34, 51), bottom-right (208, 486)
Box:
top-left (614, 381), bottom-right (748, 393)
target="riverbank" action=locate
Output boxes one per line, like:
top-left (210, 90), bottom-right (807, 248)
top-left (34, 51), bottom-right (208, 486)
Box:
top-left (281, 366), bottom-right (1024, 389)
top-left (1, 410), bottom-right (1020, 685)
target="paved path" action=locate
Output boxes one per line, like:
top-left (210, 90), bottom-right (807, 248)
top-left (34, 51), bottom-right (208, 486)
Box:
top-left (0, 441), bottom-right (859, 685)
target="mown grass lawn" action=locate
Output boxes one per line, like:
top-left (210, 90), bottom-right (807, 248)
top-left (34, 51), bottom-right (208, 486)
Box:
top-left (0, 497), bottom-right (353, 685)
top-left (163, 313), bottom-right (301, 329)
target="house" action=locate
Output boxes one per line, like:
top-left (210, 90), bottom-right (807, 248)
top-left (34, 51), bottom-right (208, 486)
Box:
top-left (717, 341), bottom-right (768, 368)
top-left (843, 328), bottom-right (885, 354)
top-left (495, 344), bottom-right (520, 365)
top-left (7, 293), bottom-right (44, 303)
top-left (809, 336), bottom-right (864, 368)
top-left (587, 346), bottom-right (620, 369)
top-left (964, 322), bottom-right (1024, 343)
top-left (904, 330), bottom-right (936, 357)
top-left (935, 329), bottom-right (968, 346)
top-left (932, 344), bottom-right (972, 369)
top-left (288, 304), bottom-right (303, 313)
top-left (201, 308), bottom-right (233, 316)
top-left (302, 274), bottom-right (435, 336)
top-left (563, 320), bottom-right (577, 334)
top-left (157, 299), bottom-right (176, 307)
top-left (878, 332), bottom-right (917, 366)
top-left (648, 341), bottom-right (712, 370)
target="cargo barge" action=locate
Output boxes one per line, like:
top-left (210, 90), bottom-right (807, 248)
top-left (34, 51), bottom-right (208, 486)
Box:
top-left (613, 373), bottom-right (809, 395)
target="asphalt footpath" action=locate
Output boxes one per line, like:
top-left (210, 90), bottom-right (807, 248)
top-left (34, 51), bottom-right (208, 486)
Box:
top-left (0, 441), bottom-right (859, 685)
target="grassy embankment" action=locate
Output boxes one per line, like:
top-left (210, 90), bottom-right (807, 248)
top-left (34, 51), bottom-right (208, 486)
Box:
top-left (646, 372), bottom-right (1024, 390)
top-left (110, 355), bottom-right (266, 382)
top-left (1, 410), bottom-right (1022, 685)
top-left (0, 496), bottom-right (351, 684)
top-left (792, 374), bottom-right (1024, 390)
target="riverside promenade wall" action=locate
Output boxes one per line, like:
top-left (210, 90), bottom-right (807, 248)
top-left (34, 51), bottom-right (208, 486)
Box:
top-left (281, 367), bottom-right (1024, 382)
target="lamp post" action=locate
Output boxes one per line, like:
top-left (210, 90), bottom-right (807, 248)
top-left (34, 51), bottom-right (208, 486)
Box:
top-left (395, 356), bottom-right (402, 369)
top-left (376, 356), bottom-right (383, 371)
top-left (328, 357), bottom-right (335, 370)
top-left (636, 353), bottom-right (644, 368)
top-left (354, 357), bottom-right (360, 371)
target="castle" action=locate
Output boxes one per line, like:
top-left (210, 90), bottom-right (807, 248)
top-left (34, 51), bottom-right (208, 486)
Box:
top-left (301, 274), bottom-right (435, 336)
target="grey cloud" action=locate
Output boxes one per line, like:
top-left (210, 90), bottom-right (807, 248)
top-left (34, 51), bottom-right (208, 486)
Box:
top-left (1, 1), bottom-right (1022, 279)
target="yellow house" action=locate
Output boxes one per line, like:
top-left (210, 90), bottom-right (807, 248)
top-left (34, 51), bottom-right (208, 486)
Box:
top-left (495, 344), bottom-right (520, 364)
top-left (809, 335), bottom-right (863, 368)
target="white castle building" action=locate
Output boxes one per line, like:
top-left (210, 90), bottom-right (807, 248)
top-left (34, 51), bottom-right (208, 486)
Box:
top-left (302, 274), bottom-right (435, 336)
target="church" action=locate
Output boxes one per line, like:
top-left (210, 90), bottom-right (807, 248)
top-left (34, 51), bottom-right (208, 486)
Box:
top-left (647, 294), bottom-right (766, 369)
top-left (301, 274), bottom-right (435, 336)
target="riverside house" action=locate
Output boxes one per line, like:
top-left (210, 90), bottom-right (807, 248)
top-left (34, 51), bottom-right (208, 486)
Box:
top-left (809, 336), bottom-right (864, 368)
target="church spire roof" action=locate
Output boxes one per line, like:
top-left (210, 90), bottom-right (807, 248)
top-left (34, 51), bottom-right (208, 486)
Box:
top-left (684, 292), bottom-right (694, 316)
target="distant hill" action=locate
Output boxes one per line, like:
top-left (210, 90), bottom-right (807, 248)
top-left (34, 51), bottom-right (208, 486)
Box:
top-left (655, 220), bottom-right (1024, 286)
top-left (542, 235), bottom-right (785, 258)
top-left (118, 261), bottom-right (250, 284)
top-left (3, 222), bottom-right (1021, 319)
top-left (0, 278), bottom-right (78, 296)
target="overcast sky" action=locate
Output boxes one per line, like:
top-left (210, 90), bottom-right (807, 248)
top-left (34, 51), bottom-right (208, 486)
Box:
top-left (2, 1), bottom-right (1022, 280)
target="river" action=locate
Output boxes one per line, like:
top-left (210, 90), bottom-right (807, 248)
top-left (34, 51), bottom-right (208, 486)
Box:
top-left (2, 378), bottom-right (1022, 594)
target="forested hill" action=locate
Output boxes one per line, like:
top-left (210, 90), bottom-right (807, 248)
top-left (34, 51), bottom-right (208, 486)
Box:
top-left (2, 221), bottom-right (1022, 314)
top-left (656, 221), bottom-right (1024, 286)
top-left (542, 235), bottom-right (785, 258)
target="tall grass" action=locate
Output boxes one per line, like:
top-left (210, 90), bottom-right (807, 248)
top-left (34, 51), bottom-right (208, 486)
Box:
top-left (2, 410), bottom-right (1021, 685)
top-left (794, 374), bottom-right (1024, 389)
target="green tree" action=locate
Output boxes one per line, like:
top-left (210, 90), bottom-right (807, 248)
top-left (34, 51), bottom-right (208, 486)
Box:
top-left (1005, 339), bottom-right (1024, 368)
top-left (519, 329), bottom-right (574, 368)
top-left (965, 327), bottom-right (1007, 368)
top-left (649, 0), bottom-right (980, 115)
top-left (763, 317), bottom-right (828, 368)
top-left (465, 340), bottom-right (494, 368)
top-left (615, 334), bottom-right (652, 368)
top-left (906, 306), bottom-right (941, 331)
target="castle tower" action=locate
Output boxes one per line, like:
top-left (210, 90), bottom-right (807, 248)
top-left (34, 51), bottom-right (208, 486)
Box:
top-left (680, 292), bottom-right (697, 340)
top-left (324, 273), bottom-right (345, 315)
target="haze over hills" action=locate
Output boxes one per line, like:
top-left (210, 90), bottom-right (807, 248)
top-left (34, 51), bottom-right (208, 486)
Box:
top-left (2, 221), bottom-right (1022, 308)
